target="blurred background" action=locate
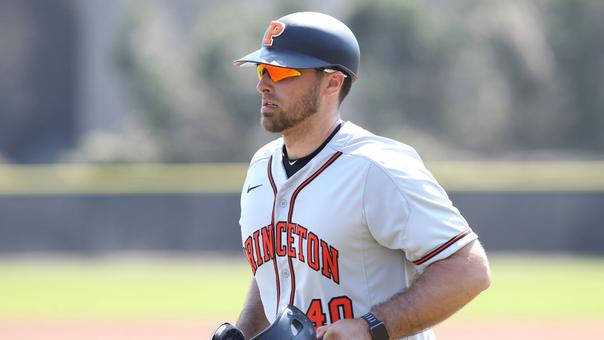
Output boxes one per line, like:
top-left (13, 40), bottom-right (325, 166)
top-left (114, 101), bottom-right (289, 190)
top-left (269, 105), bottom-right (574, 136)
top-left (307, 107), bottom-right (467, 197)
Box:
top-left (1, 0), bottom-right (603, 339)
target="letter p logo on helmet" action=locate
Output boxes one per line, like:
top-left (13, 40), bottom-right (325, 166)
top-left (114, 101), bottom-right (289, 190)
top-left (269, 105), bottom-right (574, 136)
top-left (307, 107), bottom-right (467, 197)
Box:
top-left (263, 21), bottom-right (285, 46)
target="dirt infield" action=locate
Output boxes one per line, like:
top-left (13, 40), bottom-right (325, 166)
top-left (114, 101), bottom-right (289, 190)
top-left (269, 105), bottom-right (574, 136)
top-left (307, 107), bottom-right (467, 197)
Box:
top-left (1, 319), bottom-right (602, 340)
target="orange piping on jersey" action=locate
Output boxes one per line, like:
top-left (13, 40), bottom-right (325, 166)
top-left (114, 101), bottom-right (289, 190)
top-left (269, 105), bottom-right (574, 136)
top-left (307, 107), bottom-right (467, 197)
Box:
top-left (286, 151), bottom-right (344, 305)
top-left (286, 243), bottom-right (297, 306)
top-left (413, 229), bottom-right (472, 265)
top-left (296, 224), bottom-right (308, 262)
top-left (267, 155), bottom-right (281, 316)
top-left (287, 152), bottom-right (344, 220)
top-left (260, 225), bottom-right (274, 262)
top-left (275, 222), bottom-right (287, 256)
top-left (286, 223), bottom-right (297, 257)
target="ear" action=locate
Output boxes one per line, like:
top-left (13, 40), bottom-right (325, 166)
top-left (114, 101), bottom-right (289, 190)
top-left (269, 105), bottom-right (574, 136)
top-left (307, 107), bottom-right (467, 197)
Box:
top-left (322, 72), bottom-right (345, 98)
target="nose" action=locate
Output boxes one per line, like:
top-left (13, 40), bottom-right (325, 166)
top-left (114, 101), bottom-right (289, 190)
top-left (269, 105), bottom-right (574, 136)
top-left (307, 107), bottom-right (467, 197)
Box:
top-left (256, 71), bottom-right (273, 94)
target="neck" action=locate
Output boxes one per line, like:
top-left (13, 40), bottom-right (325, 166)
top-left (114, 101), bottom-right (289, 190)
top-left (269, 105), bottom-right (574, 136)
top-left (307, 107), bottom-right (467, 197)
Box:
top-left (282, 110), bottom-right (341, 159)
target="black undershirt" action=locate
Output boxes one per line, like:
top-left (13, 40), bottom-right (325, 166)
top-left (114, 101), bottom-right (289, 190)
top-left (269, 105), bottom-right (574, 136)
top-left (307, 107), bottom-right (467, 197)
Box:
top-left (282, 123), bottom-right (343, 178)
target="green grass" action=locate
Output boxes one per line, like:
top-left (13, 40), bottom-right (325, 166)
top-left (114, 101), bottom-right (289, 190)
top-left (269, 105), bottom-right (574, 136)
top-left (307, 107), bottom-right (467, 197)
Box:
top-left (0, 256), bottom-right (251, 319)
top-left (456, 255), bottom-right (604, 320)
top-left (0, 255), bottom-right (602, 320)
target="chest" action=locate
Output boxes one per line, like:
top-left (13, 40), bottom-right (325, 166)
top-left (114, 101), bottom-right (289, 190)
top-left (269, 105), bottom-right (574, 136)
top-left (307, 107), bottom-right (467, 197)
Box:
top-left (240, 154), bottom-right (370, 263)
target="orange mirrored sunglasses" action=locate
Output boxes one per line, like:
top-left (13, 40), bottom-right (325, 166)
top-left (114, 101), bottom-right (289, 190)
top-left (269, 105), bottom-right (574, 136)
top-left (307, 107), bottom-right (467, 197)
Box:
top-left (257, 64), bottom-right (302, 82)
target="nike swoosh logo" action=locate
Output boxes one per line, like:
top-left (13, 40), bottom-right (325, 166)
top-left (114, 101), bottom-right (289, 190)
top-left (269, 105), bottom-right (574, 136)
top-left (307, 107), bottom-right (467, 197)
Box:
top-left (247, 184), bottom-right (263, 193)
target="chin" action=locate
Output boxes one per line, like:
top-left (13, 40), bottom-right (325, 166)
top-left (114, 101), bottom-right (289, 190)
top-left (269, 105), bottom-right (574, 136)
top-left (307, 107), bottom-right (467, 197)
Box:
top-left (261, 119), bottom-right (284, 133)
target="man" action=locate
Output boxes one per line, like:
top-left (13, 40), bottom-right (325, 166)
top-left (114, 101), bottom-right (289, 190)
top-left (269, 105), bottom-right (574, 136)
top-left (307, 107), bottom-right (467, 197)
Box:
top-left (233, 12), bottom-right (490, 340)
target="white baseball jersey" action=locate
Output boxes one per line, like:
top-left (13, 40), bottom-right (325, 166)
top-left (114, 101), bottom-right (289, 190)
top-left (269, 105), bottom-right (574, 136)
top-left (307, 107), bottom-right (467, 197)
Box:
top-left (239, 121), bottom-right (477, 340)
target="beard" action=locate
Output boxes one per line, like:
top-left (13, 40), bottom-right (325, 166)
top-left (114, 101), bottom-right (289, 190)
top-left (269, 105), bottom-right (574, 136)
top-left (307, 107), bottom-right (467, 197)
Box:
top-left (261, 82), bottom-right (321, 133)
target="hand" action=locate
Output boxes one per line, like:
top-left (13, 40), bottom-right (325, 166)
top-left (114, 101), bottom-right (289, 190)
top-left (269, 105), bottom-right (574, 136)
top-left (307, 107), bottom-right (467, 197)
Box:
top-left (316, 318), bottom-right (371, 340)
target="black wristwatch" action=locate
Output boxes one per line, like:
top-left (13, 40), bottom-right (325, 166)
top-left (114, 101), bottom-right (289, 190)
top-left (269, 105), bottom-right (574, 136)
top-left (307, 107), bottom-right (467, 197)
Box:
top-left (361, 312), bottom-right (389, 340)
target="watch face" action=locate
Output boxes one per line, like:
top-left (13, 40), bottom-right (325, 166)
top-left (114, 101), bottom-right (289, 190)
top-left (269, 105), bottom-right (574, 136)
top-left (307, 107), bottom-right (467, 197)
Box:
top-left (362, 313), bottom-right (389, 340)
top-left (371, 322), bottom-right (389, 340)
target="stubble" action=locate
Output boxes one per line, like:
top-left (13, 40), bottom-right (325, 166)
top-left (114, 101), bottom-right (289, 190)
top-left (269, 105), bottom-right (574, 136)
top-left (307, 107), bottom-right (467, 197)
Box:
top-left (261, 78), bottom-right (322, 133)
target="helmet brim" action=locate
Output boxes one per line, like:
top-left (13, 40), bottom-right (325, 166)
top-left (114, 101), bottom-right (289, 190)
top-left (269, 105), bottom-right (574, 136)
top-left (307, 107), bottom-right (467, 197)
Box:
top-left (233, 47), bottom-right (357, 81)
top-left (234, 47), bottom-right (331, 69)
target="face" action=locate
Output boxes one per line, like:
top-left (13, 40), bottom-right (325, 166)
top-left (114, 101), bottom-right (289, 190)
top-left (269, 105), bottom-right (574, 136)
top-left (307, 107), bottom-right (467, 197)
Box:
top-left (256, 67), bottom-right (323, 133)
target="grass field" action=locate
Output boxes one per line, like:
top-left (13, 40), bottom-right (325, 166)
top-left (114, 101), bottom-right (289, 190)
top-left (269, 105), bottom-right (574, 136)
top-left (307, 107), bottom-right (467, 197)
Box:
top-left (1, 254), bottom-right (603, 321)
top-left (0, 255), bottom-right (250, 320)
top-left (0, 163), bottom-right (602, 338)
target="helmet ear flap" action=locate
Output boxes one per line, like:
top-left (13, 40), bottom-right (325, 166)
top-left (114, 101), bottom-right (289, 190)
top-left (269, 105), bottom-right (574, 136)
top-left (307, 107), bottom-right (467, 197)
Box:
top-left (251, 304), bottom-right (316, 340)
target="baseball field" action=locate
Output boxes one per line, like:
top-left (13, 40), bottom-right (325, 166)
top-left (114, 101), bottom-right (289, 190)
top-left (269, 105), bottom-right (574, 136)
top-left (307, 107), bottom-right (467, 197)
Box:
top-left (1, 254), bottom-right (603, 339)
top-left (1, 162), bottom-right (602, 338)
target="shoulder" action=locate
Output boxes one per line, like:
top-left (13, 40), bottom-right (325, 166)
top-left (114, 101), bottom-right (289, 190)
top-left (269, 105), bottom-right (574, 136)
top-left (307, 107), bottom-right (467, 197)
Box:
top-left (334, 122), bottom-right (425, 173)
top-left (248, 137), bottom-right (283, 166)
top-left (333, 122), bottom-right (443, 197)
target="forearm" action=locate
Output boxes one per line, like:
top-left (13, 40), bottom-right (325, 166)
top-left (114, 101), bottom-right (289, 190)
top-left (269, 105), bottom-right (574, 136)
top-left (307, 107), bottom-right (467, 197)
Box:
top-left (372, 240), bottom-right (491, 338)
top-left (236, 279), bottom-right (270, 339)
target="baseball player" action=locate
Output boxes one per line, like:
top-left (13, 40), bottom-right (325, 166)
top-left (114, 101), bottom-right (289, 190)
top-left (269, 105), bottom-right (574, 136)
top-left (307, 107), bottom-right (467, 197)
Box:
top-left (233, 12), bottom-right (491, 340)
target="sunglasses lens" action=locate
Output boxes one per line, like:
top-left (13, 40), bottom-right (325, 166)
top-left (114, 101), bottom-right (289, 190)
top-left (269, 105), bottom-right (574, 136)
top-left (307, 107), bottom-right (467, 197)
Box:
top-left (257, 64), bottom-right (265, 80)
top-left (257, 64), bottom-right (301, 82)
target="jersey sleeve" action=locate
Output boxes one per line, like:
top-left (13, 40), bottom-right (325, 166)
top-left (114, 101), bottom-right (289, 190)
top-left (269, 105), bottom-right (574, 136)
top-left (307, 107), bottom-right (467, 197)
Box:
top-left (362, 154), bottom-right (477, 269)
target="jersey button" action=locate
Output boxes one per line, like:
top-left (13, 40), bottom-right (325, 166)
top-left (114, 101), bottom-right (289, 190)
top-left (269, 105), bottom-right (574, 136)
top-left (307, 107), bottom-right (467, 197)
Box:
top-left (281, 270), bottom-right (290, 278)
top-left (279, 199), bottom-right (287, 208)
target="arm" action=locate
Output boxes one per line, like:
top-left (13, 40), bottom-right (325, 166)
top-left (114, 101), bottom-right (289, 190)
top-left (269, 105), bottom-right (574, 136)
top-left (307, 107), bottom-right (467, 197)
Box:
top-left (375, 239), bottom-right (491, 337)
top-left (317, 239), bottom-right (491, 339)
top-left (236, 278), bottom-right (270, 339)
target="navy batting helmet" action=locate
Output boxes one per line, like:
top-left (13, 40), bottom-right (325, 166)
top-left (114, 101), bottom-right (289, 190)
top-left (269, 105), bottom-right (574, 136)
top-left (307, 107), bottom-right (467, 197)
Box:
top-left (234, 12), bottom-right (360, 81)
top-left (251, 304), bottom-right (316, 340)
top-left (211, 305), bottom-right (315, 340)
